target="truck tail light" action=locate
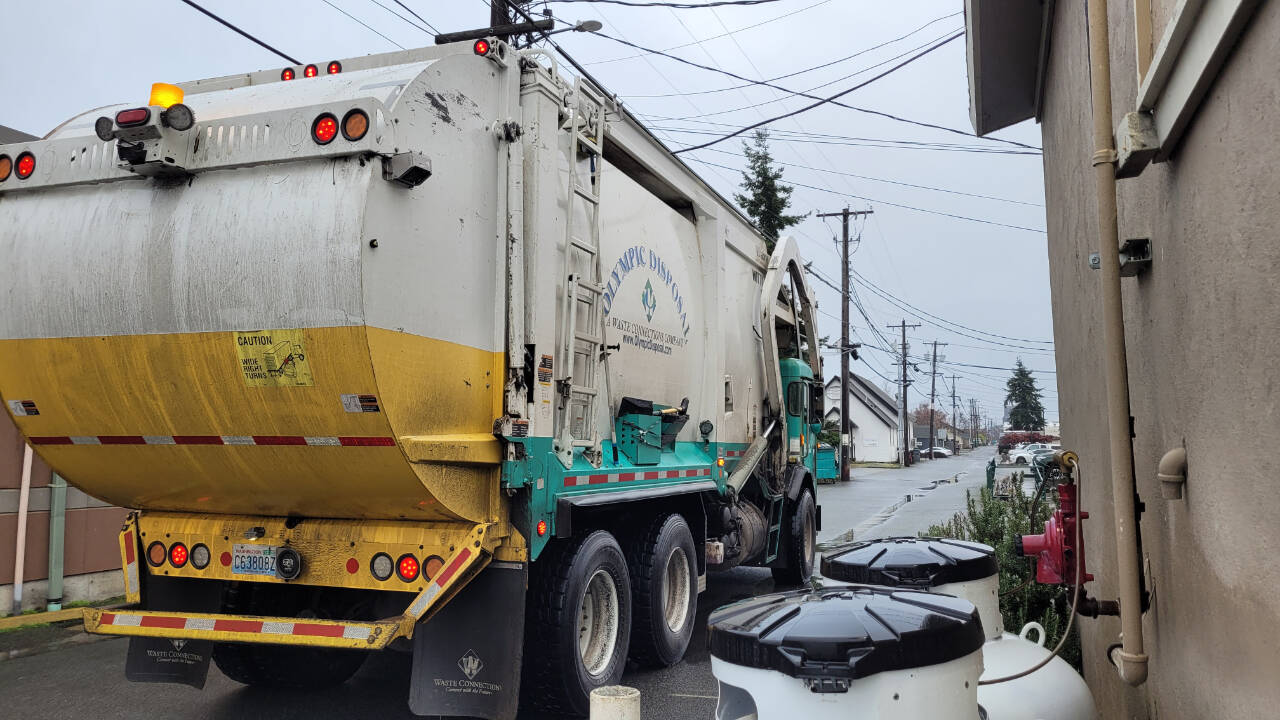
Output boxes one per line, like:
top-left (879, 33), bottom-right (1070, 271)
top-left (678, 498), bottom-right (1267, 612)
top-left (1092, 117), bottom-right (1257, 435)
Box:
top-left (312, 113), bottom-right (339, 145)
top-left (397, 554), bottom-right (420, 582)
top-left (536, 520), bottom-right (548, 536)
top-left (115, 108), bottom-right (152, 127)
top-left (169, 542), bottom-right (189, 568)
top-left (473, 39), bottom-right (491, 56)
top-left (281, 68), bottom-right (295, 81)
top-left (370, 552), bottom-right (393, 581)
top-left (147, 541), bottom-right (167, 567)
top-left (341, 109), bottom-right (368, 141)
top-left (304, 64), bottom-right (318, 78)
top-left (0, 155), bottom-right (10, 182)
top-left (423, 555), bottom-right (445, 580)
top-left (327, 61), bottom-right (342, 74)
top-left (15, 152), bottom-right (36, 179)
top-left (190, 544), bottom-right (211, 569)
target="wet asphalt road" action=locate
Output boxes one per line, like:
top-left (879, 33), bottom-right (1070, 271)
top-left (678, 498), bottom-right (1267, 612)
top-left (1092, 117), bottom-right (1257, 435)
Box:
top-left (0, 450), bottom-right (994, 719)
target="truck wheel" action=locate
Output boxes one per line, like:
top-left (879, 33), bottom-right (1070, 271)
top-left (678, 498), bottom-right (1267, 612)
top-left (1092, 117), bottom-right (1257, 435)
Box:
top-left (771, 489), bottom-right (816, 586)
top-left (522, 530), bottom-right (632, 716)
top-left (212, 642), bottom-right (367, 689)
top-left (626, 513), bottom-right (697, 667)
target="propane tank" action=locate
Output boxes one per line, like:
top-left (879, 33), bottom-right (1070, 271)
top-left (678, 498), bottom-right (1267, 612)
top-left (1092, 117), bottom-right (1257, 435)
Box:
top-left (821, 537), bottom-right (1098, 720)
top-left (708, 584), bottom-right (986, 720)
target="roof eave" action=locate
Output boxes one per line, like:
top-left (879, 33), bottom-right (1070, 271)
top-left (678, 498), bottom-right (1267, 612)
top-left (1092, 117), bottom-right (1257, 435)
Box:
top-left (965, 0), bottom-right (1054, 136)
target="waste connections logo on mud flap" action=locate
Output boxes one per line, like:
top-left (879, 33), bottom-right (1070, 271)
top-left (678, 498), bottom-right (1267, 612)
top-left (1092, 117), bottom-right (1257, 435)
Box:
top-left (433, 650), bottom-right (502, 695)
top-left (602, 245), bottom-right (692, 356)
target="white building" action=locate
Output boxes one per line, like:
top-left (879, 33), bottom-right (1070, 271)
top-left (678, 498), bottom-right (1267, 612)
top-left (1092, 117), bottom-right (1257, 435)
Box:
top-left (824, 373), bottom-right (902, 464)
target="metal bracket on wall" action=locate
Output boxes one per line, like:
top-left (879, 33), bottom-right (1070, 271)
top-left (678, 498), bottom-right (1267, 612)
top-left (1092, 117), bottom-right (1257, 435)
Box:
top-left (1089, 238), bottom-right (1152, 277)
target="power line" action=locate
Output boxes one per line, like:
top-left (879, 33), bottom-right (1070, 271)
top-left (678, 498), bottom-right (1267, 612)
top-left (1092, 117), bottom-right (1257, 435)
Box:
top-left (622, 12), bottom-right (962, 99)
top-left (176, 0), bottom-right (300, 64)
top-left (322, 0), bottom-right (406, 49)
top-left (586, 0), bottom-right (832, 65)
top-left (700, 147), bottom-right (1043, 207)
top-left (663, 128), bottom-right (1038, 155)
top-left (365, 0), bottom-right (431, 35)
top-left (547, 0), bottom-right (782, 6)
top-left (391, 0), bottom-right (440, 33)
top-left (689, 158), bottom-right (1048, 233)
top-left (851, 268), bottom-right (1054, 344)
top-left (668, 32), bottom-right (965, 153)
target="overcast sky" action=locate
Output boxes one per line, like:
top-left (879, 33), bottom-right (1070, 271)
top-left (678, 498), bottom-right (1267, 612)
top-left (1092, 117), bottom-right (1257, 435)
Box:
top-left (0, 0), bottom-right (1058, 425)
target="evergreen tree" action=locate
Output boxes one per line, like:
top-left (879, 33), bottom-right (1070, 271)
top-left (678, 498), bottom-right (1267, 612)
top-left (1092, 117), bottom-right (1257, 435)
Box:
top-left (1005, 359), bottom-right (1046, 431)
top-left (734, 129), bottom-right (804, 253)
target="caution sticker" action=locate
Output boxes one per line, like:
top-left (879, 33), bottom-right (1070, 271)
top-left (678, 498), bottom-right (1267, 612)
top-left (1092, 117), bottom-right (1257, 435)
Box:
top-left (7, 399), bottom-right (39, 416)
top-left (235, 330), bottom-right (314, 387)
top-left (340, 394), bottom-right (381, 413)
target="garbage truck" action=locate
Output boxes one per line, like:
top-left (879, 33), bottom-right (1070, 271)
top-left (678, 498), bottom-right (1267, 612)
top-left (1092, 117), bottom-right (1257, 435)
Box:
top-left (0, 37), bottom-right (823, 718)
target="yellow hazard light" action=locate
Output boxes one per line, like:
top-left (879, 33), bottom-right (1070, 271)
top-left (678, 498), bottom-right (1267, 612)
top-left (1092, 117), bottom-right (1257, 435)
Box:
top-left (148, 82), bottom-right (185, 109)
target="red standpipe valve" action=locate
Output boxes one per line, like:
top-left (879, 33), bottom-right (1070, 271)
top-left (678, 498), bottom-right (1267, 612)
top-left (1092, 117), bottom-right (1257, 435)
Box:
top-left (1018, 481), bottom-right (1093, 586)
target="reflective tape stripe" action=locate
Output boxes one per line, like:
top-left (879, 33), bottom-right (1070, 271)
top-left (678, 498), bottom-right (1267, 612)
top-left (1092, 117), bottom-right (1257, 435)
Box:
top-left (185, 617), bottom-right (216, 631)
top-left (30, 435), bottom-right (395, 447)
top-left (98, 611), bottom-right (377, 639)
top-left (261, 621), bottom-right (295, 635)
top-left (564, 467), bottom-right (712, 486)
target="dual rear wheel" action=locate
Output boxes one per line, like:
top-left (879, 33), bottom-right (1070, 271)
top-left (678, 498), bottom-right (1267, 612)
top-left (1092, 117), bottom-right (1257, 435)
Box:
top-left (522, 514), bottom-right (698, 716)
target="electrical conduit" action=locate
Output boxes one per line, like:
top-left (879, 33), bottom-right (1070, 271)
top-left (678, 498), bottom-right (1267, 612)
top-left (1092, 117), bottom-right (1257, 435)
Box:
top-left (1085, 0), bottom-right (1149, 686)
top-left (47, 473), bottom-right (68, 611)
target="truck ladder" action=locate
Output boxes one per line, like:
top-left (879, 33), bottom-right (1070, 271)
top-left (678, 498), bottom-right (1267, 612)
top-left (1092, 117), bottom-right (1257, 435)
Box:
top-left (555, 77), bottom-right (610, 469)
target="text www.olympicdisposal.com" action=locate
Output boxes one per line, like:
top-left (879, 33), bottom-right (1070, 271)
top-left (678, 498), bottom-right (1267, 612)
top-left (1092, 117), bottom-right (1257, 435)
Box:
top-left (622, 333), bottom-right (673, 355)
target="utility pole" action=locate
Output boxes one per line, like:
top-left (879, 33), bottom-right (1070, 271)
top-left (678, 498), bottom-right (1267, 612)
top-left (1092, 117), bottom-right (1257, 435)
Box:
top-left (969, 398), bottom-right (979, 448)
top-left (927, 340), bottom-right (947, 459)
top-left (887, 320), bottom-right (920, 464)
top-left (950, 375), bottom-right (959, 453)
top-left (818, 207), bottom-right (872, 483)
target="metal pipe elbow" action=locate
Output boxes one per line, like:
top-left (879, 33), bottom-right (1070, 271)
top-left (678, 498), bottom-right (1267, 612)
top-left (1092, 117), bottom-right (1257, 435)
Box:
top-left (1157, 447), bottom-right (1187, 499)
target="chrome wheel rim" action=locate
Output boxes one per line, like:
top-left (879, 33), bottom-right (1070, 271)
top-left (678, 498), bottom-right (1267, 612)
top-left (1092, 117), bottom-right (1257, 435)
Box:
top-left (578, 569), bottom-right (619, 676)
top-left (662, 547), bottom-right (691, 633)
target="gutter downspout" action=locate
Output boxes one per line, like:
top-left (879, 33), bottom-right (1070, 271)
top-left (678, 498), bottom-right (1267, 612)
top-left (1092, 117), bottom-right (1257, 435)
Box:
top-left (46, 473), bottom-right (68, 611)
top-left (11, 444), bottom-right (33, 615)
top-left (1086, 0), bottom-right (1149, 686)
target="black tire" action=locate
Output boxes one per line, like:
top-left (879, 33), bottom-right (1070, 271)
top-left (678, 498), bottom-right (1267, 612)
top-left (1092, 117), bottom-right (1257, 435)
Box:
top-left (213, 641), bottom-right (368, 689)
top-left (771, 489), bottom-right (816, 586)
top-left (211, 582), bottom-right (368, 689)
top-left (625, 514), bottom-right (697, 668)
top-left (521, 530), bottom-right (632, 717)
top-left (1015, 457), bottom-right (1028, 465)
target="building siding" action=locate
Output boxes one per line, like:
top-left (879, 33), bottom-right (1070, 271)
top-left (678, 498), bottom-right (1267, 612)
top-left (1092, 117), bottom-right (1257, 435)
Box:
top-left (1040, 2), bottom-right (1280, 718)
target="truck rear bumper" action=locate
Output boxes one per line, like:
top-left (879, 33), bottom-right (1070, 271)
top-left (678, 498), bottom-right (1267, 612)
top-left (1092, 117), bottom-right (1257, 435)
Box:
top-left (89, 522), bottom-right (498, 649)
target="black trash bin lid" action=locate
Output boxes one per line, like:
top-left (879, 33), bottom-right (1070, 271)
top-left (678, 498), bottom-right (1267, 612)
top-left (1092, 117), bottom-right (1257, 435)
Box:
top-left (821, 536), bottom-right (998, 589)
top-left (707, 584), bottom-right (983, 687)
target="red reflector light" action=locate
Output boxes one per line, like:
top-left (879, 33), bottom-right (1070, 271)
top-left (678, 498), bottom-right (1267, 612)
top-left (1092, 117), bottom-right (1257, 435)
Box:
top-left (115, 108), bottom-right (151, 127)
top-left (220, 551), bottom-right (232, 567)
top-left (536, 520), bottom-right (548, 537)
top-left (304, 64), bottom-right (319, 78)
top-left (312, 114), bottom-right (339, 145)
top-left (346, 558), bottom-right (359, 574)
top-left (327, 61), bottom-right (342, 74)
top-left (169, 543), bottom-right (188, 568)
top-left (397, 554), bottom-right (420, 582)
top-left (15, 152), bottom-right (35, 180)
top-left (281, 68), bottom-right (295, 81)
top-left (473, 39), bottom-right (490, 56)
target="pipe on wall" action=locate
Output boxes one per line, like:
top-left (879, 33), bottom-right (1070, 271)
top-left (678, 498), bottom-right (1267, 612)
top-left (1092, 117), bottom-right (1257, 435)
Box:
top-left (1085, 0), bottom-right (1149, 687)
top-left (46, 473), bottom-right (68, 611)
top-left (11, 444), bottom-right (33, 615)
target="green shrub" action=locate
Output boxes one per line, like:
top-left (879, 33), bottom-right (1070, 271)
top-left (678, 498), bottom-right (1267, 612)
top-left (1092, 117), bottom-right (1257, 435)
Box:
top-left (926, 480), bottom-right (1081, 668)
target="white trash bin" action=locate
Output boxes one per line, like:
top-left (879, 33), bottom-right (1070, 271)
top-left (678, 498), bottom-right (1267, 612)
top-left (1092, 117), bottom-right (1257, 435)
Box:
top-left (707, 584), bottom-right (986, 720)
top-left (821, 537), bottom-right (1098, 720)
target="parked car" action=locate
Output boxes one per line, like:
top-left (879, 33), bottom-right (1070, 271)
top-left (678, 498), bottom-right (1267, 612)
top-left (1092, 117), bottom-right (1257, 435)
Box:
top-left (922, 446), bottom-right (953, 458)
top-left (1009, 443), bottom-right (1053, 464)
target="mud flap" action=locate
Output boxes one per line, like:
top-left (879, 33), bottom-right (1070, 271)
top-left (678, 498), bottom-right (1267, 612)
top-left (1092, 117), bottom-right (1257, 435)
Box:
top-left (409, 561), bottom-right (527, 719)
top-left (125, 577), bottom-right (220, 688)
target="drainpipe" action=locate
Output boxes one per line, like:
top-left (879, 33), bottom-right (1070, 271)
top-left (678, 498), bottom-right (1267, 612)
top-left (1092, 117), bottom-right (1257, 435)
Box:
top-left (11, 444), bottom-right (33, 615)
top-left (46, 473), bottom-right (68, 611)
top-left (1086, 0), bottom-right (1149, 686)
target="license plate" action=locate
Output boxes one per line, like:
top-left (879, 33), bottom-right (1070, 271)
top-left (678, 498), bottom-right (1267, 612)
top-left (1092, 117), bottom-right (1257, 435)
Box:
top-left (231, 544), bottom-right (278, 576)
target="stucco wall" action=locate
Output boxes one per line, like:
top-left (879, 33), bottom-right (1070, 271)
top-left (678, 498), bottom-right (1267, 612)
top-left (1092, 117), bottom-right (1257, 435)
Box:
top-left (1039, 2), bottom-right (1280, 718)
